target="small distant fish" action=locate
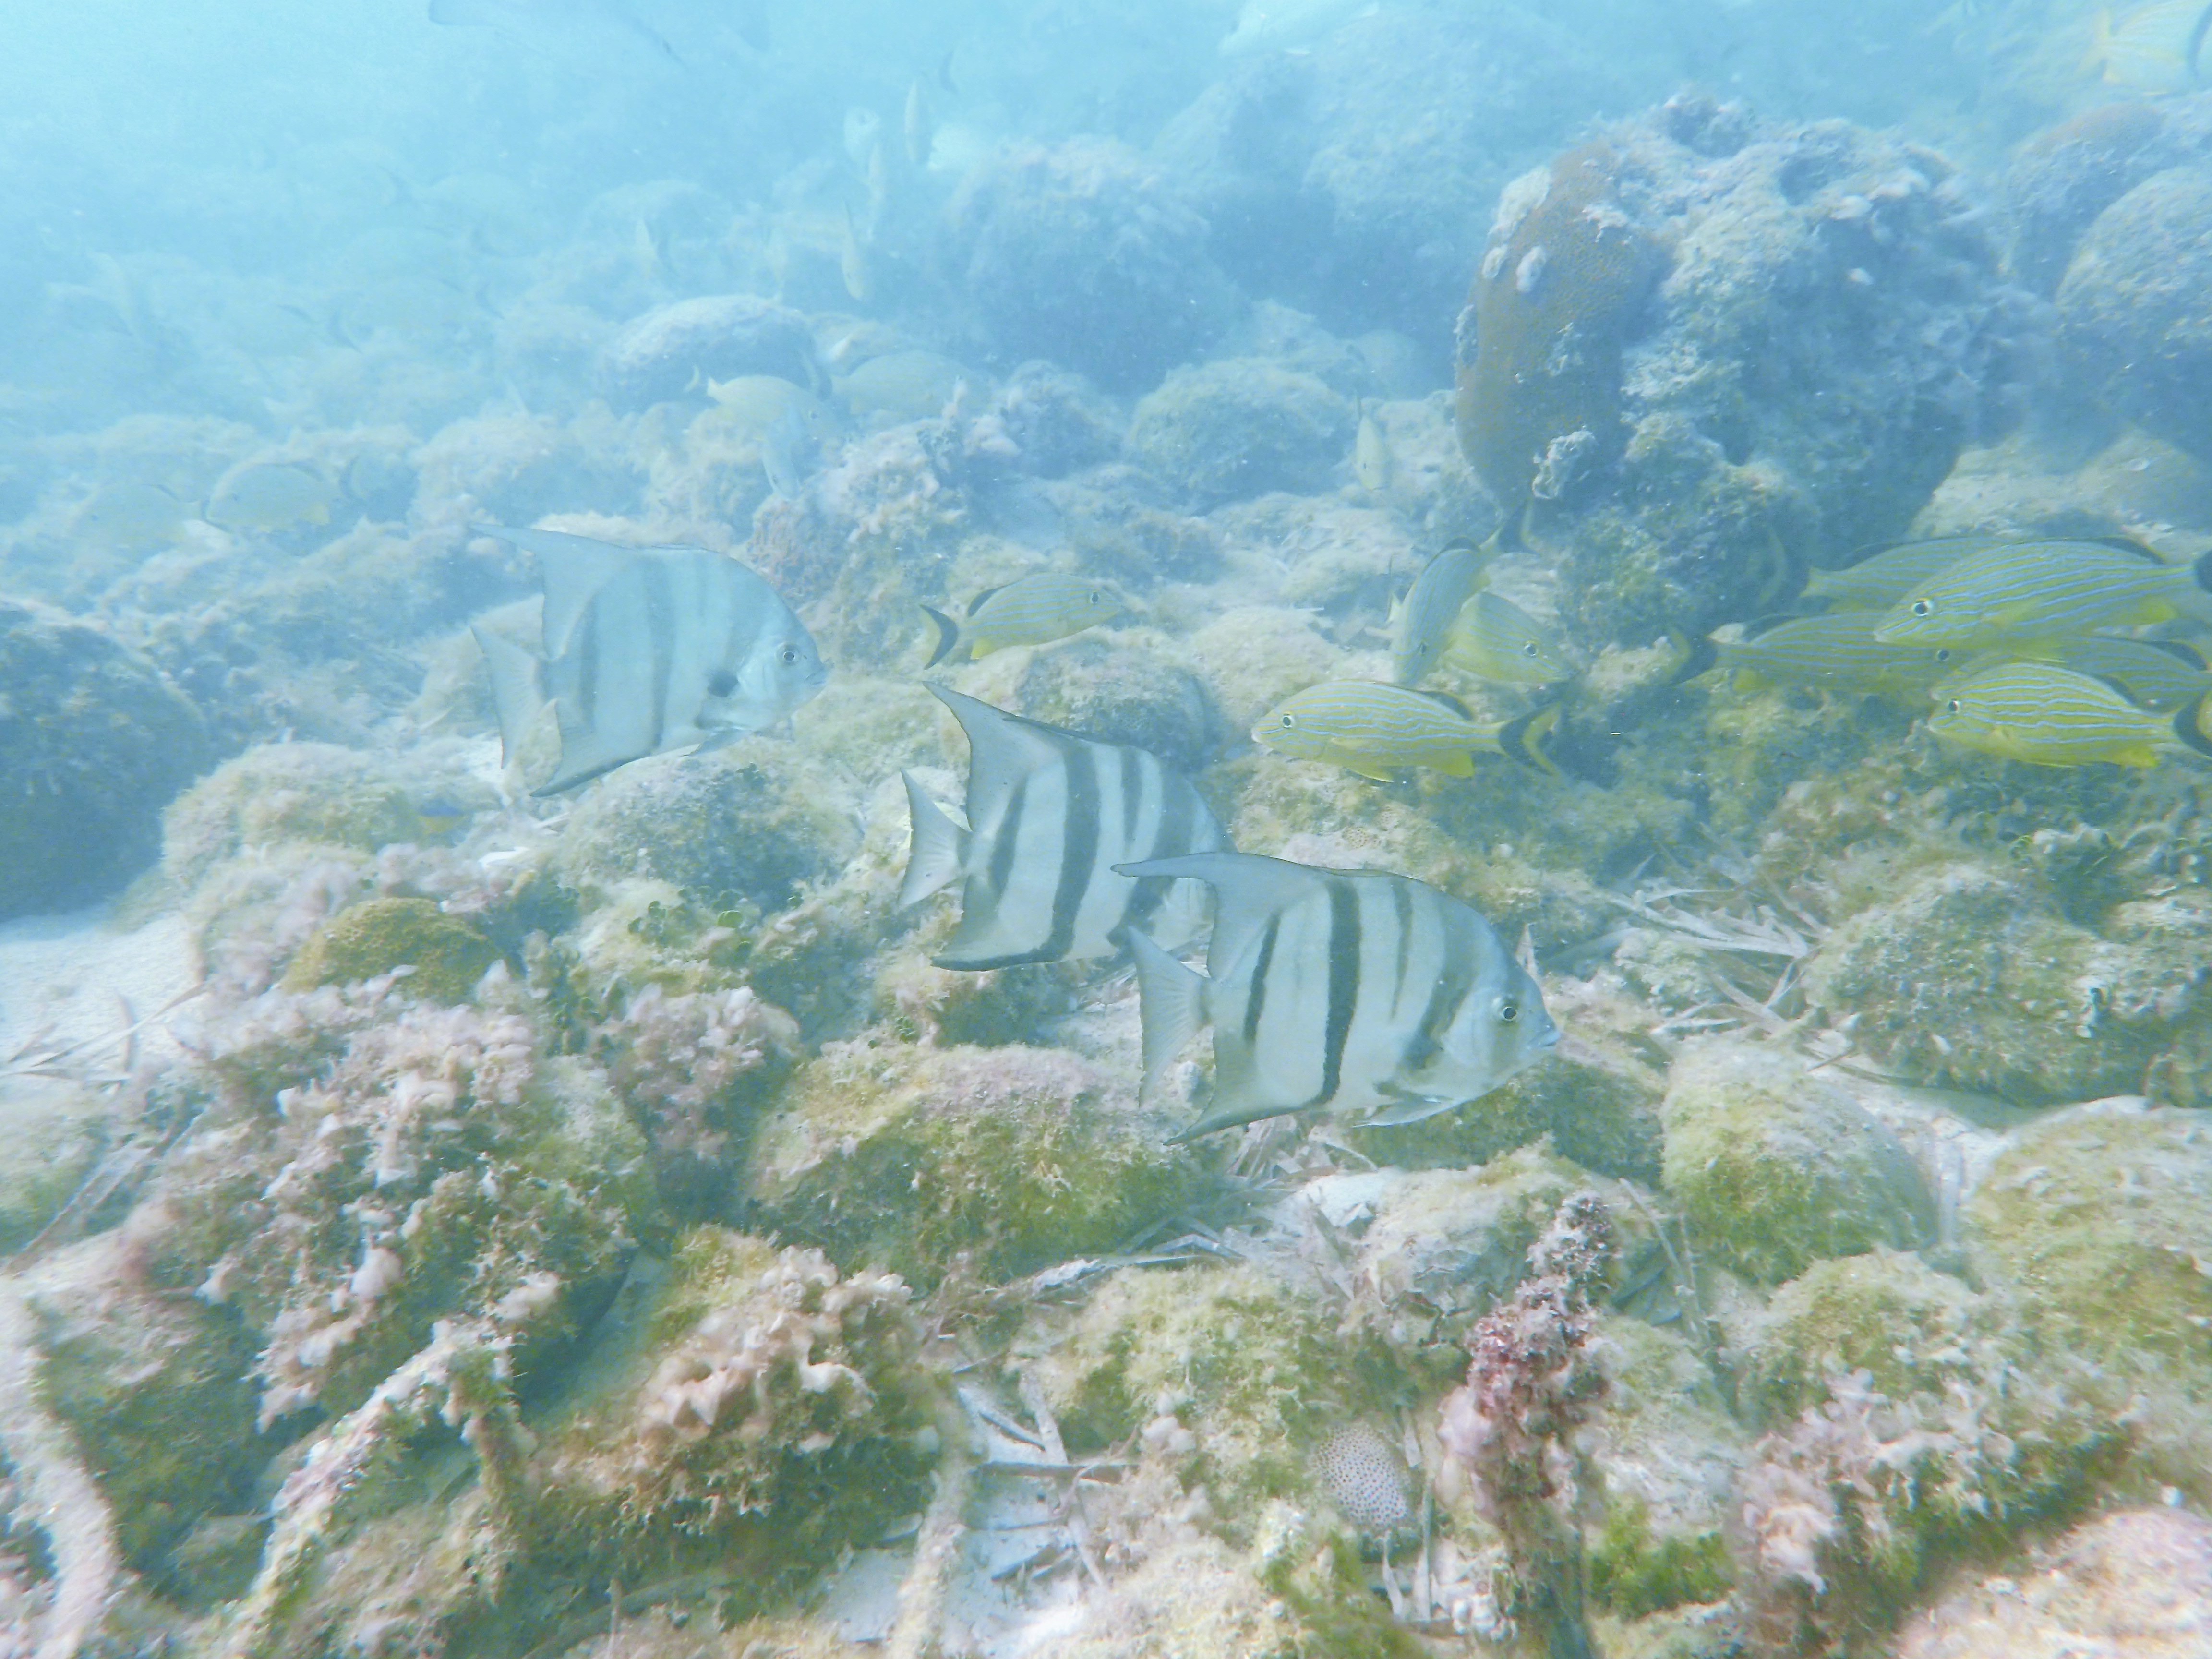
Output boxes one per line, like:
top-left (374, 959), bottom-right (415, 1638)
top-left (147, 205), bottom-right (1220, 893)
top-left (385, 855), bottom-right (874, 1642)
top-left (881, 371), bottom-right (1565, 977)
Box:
top-left (761, 404), bottom-right (817, 500)
top-left (1674, 612), bottom-right (1960, 702)
top-left (204, 463), bottom-right (338, 535)
top-left (469, 525), bottom-right (826, 794)
top-left (2085, 0), bottom-right (2212, 90)
top-left (843, 108), bottom-right (883, 170)
top-left (1929, 662), bottom-right (2212, 769)
top-left (1353, 402), bottom-right (1392, 493)
top-left (1220, 0), bottom-right (1379, 56)
top-left (922, 573), bottom-right (1119, 666)
top-left (900, 686), bottom-right (1229, 969)
top-left (1255, 682), bottom-right (1557, 781)
top-left (904, 79), bottom-right (934, 170)
top-left (840, 203), bottom-right (873, 304)
top-left (1116, 852), bottom-right (1558, 1139)
top-left (72, 479), bottom-right (195, 553)
top-left (415, 798), bottom-right (471, 836)
top-left (1443, 591), bottom-right (1573, 687)
top-left (836, 349), bottom-right (971, 424)
top-left (1390, 542), bottom-right (1490, 686)
top-left (1797, 539), bottom-right (1978, 612)
top-left (1935, 636), bottom-right (2212, 713)
top-left (1872, 540), bottom-right (2212, 649)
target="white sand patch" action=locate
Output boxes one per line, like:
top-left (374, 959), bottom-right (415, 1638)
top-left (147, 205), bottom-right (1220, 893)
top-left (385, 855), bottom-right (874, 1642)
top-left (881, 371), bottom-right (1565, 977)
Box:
top-left (0, 903), bottom-right (201, 1074)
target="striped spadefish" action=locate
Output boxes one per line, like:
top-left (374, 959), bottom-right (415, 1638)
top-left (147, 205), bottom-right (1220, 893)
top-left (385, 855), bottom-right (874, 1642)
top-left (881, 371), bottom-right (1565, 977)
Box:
top-left (931, 689), bottom-right (1225, 969)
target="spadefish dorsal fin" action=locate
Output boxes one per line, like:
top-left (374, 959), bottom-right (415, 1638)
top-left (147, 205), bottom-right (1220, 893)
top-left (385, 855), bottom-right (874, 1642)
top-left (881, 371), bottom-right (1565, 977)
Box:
top-left (474, 524), bottom-right (636, 658)
top-left (929, 685), bottom-right (1068, 829)
top-left (1115, 851), bottom-right (1326, 980)
top-left (470, 624), bottom-right (546, 768)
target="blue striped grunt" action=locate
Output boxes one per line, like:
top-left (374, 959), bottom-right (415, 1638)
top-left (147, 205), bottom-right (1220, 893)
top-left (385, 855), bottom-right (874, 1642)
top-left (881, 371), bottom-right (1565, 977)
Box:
top-left (1934, 636), bottom-right (2212, 713)
top-left (1872, 540), bottom-right (2212, 649)
top-left (1442, 590), bottom-right (1574, 686)
top-left (1117, 852), bottom-right (1558, 1139)
top-left (1254, 681), bottom-right (1557, 780)
top-left (1390, 541), bottom-right (1491, 685)
top-left (1674, 612), bottom-right (1961, 701)
top-left (923, 572), bottom-right (1120, 665)
top-left (1928, 662), bottom-right (2212, 768)
top-left (1797, 538), bottom-right (1980, 611)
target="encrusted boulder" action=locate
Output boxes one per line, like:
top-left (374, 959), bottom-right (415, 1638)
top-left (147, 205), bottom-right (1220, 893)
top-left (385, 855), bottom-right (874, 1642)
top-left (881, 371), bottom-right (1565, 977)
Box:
top-left (1126, 358), bottom-right (1354, 510)
top-left (594, 295), bottom-right (817, 412)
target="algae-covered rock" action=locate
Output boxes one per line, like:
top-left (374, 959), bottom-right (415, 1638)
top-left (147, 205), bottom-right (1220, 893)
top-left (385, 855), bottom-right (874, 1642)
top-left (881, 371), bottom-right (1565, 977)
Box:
top-left (1660, 1038), bottom-right (1934, 1285)
top-left (538, 1229), bottom-right (933, 1592)
top-left (1965, 1100), bottom-right (2212, 1396)
top-left (1012, 635), bottom-right (1226, 775)
top-left (1126, 357), bottom-right (1354, 509)
top-left (1020, 1258), bottom-right (1403, 1535)
top-left (745, 1038), bottom-right (1198, 1288)
top-left (594, 294), bottom-right (817, 411)
top-left (23, 1228), bottom-right (266, 1573)
top-left (1801, 863), bottom-right (2205, 1107)
top-left (552, 745), bottom-right (863, 915)
top-left (2058, 163), bottom-right (2212, 465)
top-left (281, 896), bottom-right (499, 1003)
top-left (0, 1077), bottom-right (109, 1255)
top-left (161, 741), bottom-right (427, 889)
top-left (0, 597), bottom-right (211, 918)
top-left (1734, 1248), bottom-right (2000, 1427)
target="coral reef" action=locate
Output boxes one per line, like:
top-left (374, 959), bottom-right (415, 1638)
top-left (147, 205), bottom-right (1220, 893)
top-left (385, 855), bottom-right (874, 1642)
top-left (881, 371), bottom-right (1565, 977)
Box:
top-left (0, 597), bottom-right (210, 918)
top-left (593, 294), bottom-right (818, 412)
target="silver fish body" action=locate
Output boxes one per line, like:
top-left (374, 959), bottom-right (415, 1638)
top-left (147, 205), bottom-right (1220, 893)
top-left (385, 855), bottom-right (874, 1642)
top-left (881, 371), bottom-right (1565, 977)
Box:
top-left (1118, 852), bottom-right (1557, 1140)
top-left (1390, 542), bottom-right (1490, 685)
top-left (470, 525), bottom-right (827, 795)
top-left (900, 687), bottom-right (1228, 970)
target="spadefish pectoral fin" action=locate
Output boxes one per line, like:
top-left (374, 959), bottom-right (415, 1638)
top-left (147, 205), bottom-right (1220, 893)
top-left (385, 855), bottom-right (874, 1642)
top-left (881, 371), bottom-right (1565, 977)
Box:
top-left (471, 624), bottom-right (546, 769)
top-left (1166, 1092), bottom-right (1293, 1145)
top-left (1359, 1089), bottom-right (1465, 1128)
top-left (1127, 929), bottom-right (1208, 1105)
top-left (1138, 875), bottom-right (1215, 958)
top-left (898, 771), bottom-right (970, 909)
top-left (1116, 851), bottom-right (1326, 979)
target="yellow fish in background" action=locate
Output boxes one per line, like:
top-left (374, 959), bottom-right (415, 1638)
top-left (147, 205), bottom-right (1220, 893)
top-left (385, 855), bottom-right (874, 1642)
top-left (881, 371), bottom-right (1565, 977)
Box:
top-left (1443, 590), bottom-right (1575, 687)
top-left (1796, 538), bottom-right (1981, 612)
top-left (204, 462), bottom-right (338, 534)
top-left (1390, 541), bottom-right (1491, 685)
top-left (923, 572), bottom-right (1121, 665)
top-left (1353, 401), bottom-right (1393, 492)
top-left (840, 203), bottom-right (874, 304)
top-left (1934, 635), bottom-right (2212, 713)
top-left (1930, 662), bottom-right (2212, 768)
top-left (1254, 681), bottom-right (1559, 780)
top-left (1674, 612), bottom-right (1962, 702)
top-left (2084, 0), bottom-right (2212, 91)
top-left (1872, 539), bottom-right (2212, 649)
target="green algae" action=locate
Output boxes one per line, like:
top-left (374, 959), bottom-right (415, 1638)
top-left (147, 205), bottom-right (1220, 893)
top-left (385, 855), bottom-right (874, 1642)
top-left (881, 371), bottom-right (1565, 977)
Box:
top-left (280, 896), bottom-right (499, 1002)
top-left (1590, 1500), bottom-right (1733, 1620)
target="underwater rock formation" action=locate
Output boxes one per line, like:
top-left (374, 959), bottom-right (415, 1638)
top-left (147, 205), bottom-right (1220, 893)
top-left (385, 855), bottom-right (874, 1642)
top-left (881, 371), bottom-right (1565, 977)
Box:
top-left (948, 137), bottom-right (1236, 394)
top-left (280, 895), bottom-right (500, 1004)
top-left (0, 598), bottom-right (209, 918)
top-left (1659, 1037), bottom-right (1935, 1286)
top-left (1012, 635), bottom-right (1226, 775)
top-left (1126, 357), bottom-right (1355, 510)
top-left (2058, 161), bottom-right (2212, 466)
top-left (594, 294), bottom-right (818, 412)
top-left (1455, 97), bottom-right (2018, 641)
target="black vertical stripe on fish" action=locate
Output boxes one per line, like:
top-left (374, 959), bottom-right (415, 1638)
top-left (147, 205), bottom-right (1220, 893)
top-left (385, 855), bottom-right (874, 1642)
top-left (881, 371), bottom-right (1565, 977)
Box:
top-left (1122, 762), bottom-right (1191, 935)
top-left (1241, 913), bottom-right (1282, 1045)
top-left (1388, 877), bottom-right (1415, 1011)
top-left (1401, 896), bottom-right (1475, 1075)
top-left (1310, 878), bottom-right (1361, 1109)
top-left (988, 775), bottom-right (1027, 897)
top-left (1120, 744), bottom-right (1143, 846)
top-left (1040, 743), bottom-right (1103, 961)
top-left (644, 554), bottom-right (675, 748)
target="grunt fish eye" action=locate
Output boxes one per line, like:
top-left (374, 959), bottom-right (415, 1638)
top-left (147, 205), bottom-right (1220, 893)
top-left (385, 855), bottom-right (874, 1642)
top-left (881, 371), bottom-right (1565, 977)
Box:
top-left (1912, 599), bottom-right (1933, 616)
top-left (1936, 648), bottom-right (1951, 661)
top-left (707, 669), bottom-right (738, 698)
top-left (1947, 698), bottom-right (1961, 714)
top-left (1280, 714), bottom-right (1297, 727)
top-left (1522, 641), bottom-right (1537, 656)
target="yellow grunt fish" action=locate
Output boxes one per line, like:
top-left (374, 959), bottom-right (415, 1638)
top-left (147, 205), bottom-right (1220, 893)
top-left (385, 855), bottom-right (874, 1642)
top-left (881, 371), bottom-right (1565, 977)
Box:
top-left (1676, 612), bottom-right (1960, 701)
top-left (1443, 590), bottom-right (1574, 686)
top-left (1389, 541), bottom-right (1490, 685)
top-left (1254, 681), bottom-right (1558, 780)
top-left (1797, 538), bottom-right (1980, 612)
top-left (1934, 636), bottom-right (2212, 714)
top-left (923, 572), bottom-right (1120, 665)
top-left (1353, 402), bottom-right (1393, 493)
top-left (1929, 662), bottom-right (2212, 768)
top-left (1873, 540), bottom-right (2212, 649)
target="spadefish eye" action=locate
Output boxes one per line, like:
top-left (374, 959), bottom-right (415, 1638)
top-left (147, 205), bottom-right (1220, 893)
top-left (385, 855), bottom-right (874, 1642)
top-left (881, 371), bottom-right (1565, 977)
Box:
top-left (1499, 1000), bottom-right (1519, 1023)
top-left (707, 669), bottom-right (738, 697)
top-left (779, 645), bottom-right (799, 665)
